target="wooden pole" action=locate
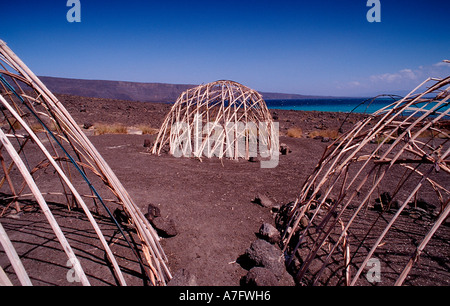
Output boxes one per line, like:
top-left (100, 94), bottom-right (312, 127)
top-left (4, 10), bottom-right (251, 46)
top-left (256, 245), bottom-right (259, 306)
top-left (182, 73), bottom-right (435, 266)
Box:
top-left (0, 128), bottom-right (91, 285)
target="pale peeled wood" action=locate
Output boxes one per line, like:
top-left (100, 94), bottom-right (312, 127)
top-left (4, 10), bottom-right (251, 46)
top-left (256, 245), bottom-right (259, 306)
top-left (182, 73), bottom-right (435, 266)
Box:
top-left (282, 73), bottom-right (450, 286)
top-left (0, 222), bottom-right (31, 286)
top-left (152, 80), bottom-right (276, 161)
top-left (0, 39), bottom-right (171, 285)
top-left (0, 128), bottom-right (90, 285)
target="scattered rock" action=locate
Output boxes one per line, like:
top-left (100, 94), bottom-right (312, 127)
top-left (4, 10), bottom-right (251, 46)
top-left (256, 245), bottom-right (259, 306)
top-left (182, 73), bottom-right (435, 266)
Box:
top-left (248, 156), bottom-right (260, 163)
top-left (321, 137), bottom-right (330, 143)
top-left (167, 269), bottom-right (197, 286)
top-left (286, 255), bottom-right (302, 277)
top-left (409, 198), bottom-right (435, 211)
top-left (151, 216), bottom-right (178, 237)
top-left (308, 207), bottom-right (328, 219)
top-left (113, 208), bottom-right (129, 224)
top-left (299, 215), bottom-right (309, 228)
top-left (5, 211), bottom-right (22, 220)
top-left (315, 123), bottom-right (327, 130)
top-left (271, 204), bottom-right (281, 213)
top-left (305, 185), bottom-right (321, 200)
top-left (252, 194), bottom-right (275, 209)
top-left (374, 192), bottom-right (399, 211)
top-left (144, 203), bottom-right (177, 237)
top-left (244, 239), bottom-right (285, 279)
top-left (279, 143), bottom-right (291, 155)
top-left (83, 123), bottom-right (93, 129)
top-left (407, 208), bottom-right (427, 220)
top-left (258, 223), bottom-right (281, 244)
top-left (275, 201), bottom-right (295, 230)
top-left (243, 267), bottom-right (278, 286)
top-left (144, 203), bottom-right (161, 221)
top-left (143, 139), bottom-right (152, 148)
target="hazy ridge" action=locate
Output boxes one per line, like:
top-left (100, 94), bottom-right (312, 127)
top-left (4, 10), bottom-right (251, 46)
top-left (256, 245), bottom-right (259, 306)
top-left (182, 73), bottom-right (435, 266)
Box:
top-left (39, 76), bottom-right (331, 102)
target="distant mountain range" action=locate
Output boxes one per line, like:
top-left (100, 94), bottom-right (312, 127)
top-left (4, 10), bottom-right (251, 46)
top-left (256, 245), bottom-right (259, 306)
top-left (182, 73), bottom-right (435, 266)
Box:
top-left (38, 76), bottom-right (333, 102)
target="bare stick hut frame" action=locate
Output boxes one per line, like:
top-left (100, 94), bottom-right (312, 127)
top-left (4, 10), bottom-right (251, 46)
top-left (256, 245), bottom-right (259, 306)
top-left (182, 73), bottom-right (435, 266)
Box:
top-left (280, 71), bottom-right (450, 286)
top-left (151, 80), bottom-right (277, 161)
top-left (0, 40), bottom-right (171, 286)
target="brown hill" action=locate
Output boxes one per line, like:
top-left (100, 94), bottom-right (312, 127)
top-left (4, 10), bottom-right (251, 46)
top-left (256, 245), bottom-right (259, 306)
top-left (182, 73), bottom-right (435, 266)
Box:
top-left (38, 76), bottom-right (323, 103)
top-left (39, 76), bottom-right (195, 102)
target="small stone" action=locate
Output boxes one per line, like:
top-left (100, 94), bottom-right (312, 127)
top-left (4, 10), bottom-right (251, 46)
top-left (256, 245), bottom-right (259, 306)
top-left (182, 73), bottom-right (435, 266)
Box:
top-left (409, 198), bottom-right (435, 211)
top-left (279, 143), bottom-right (291, 155)
top-left (300, 215), bottom-right (309, 228)
top-left (151, 217), bottom-right (178, 237)
top-left (243, 267), bottom-right (278, 286)
top-left (83, 123), bottom-right (93, 129)
top-left (253, 194), bottom-right (275, 208)
top-left (167, 269), bottom-right (197, 286)
top-left (144, 203), bottom-right (161, 221)
top-left (258, 223), bottom-right (281, 244)
top-left (374, 192), bottom-right (400, 212)
top-left (245, 239), bottom-right (285, 279)
top-left (143, 139), bottom-right (152, 148)
top-left (271, 205), bottom-right (281, 213)
top-left (113, 208), bottom-right (129, 224)
top-left (408, 209), bottom-right (423, 220)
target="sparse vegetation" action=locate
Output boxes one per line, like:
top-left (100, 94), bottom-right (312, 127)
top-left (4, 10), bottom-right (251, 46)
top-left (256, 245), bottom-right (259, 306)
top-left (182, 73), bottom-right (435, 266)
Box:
top-left (286, 127), bottom-right (303, 138)
top-left (308, 129), bottom-right (340, 139)
top-left (30, 123), bottom-right (44, 132)
top-left (418, 128), bottom-right (450, 139)
top-left (2, 117), bottom-right (23, 130)
top-left (373, 134), bottom-right (395, 144)
top-left (94, 123), bottom-right (128, 135)
top-left (138, 124), bottom-right (159, 135)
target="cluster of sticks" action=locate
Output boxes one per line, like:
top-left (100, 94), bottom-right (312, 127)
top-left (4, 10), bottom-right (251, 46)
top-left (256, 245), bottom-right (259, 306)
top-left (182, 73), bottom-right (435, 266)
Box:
top-left (0, 40), bottom-right (171, 285)
top-left (281, 72), bottom-right (450, 286)
top-left (151, 80), bottom-right (275, 160)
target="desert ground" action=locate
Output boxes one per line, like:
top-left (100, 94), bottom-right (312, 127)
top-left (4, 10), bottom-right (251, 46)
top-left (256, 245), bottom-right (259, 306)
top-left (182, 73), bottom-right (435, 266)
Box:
top-left (0, 94), bottom-right (448, 286)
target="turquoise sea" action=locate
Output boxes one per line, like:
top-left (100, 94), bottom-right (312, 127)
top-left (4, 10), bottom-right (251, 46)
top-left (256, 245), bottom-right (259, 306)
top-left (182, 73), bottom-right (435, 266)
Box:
top-left (265, 98), bottom-right (396, 114)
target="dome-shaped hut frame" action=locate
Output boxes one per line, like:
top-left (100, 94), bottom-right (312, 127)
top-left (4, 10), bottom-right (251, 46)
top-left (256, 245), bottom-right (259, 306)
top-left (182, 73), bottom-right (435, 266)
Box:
top-left (280, 72), bottom-right (450, 286)
top-left (152, 80), bottom-right (276, 161)
top-left (0, 40), bottom-right (171, 286)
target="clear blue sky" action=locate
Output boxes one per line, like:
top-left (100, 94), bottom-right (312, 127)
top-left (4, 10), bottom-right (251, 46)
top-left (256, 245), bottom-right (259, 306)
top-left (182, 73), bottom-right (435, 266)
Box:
top-left (1, 0), bottom-right (449, 97)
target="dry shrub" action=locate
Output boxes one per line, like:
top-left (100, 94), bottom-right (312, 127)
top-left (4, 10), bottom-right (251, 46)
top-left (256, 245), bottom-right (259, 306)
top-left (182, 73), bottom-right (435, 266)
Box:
top-left (2, 117), bottom-right (22, 130)
top-left (286, 127), bottom-right (303, 138)
top-left (308, 129), bottom-right (340, 139)
top-left (418, 129), bottom-right (449, 139)
top-left (138, 125), bottom-right (159, 135)
top-left (30, 123), bottom-right (44, 132)
top-left (94, 123), bottom-right (128, 135)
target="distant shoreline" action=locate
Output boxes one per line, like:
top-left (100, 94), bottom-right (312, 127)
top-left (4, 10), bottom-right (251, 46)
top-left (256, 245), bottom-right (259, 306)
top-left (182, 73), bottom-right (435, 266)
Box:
top-left (265, 97), bottom-right (396, 114)
top-left (37, 75), bottom-right (396, 114)
top-left (38, 75), bottom-right (358, 103)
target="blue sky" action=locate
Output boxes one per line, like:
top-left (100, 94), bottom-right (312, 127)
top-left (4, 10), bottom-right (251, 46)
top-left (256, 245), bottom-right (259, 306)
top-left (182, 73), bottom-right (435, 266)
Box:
top-left (1, 0), bottom-right (449, 97)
